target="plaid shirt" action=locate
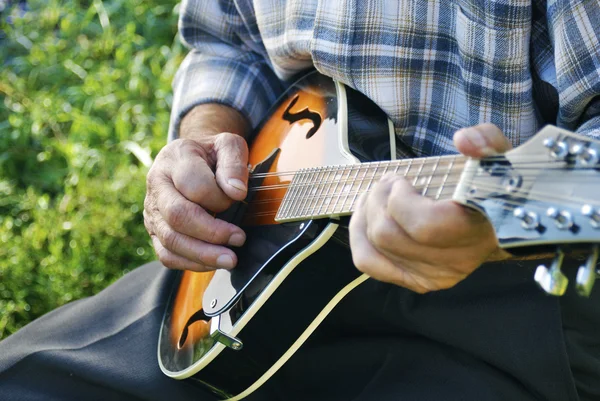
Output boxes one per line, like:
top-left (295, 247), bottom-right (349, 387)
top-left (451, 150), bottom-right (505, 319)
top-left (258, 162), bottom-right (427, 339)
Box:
top-left (169, 0), bottom-right (600, 156)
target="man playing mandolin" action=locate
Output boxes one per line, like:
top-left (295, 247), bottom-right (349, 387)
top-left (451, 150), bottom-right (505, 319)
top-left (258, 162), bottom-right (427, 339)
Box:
top-left (1, 0), bottom-right (599, 400)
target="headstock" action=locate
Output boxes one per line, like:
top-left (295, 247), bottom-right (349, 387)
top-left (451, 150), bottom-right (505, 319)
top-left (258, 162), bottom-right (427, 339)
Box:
top-left (454, 125), bottom-right (600, 297)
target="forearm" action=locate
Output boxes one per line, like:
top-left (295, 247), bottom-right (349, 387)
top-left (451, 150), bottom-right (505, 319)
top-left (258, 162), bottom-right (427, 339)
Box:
top-left (179, 104), bottom-right (251, 141)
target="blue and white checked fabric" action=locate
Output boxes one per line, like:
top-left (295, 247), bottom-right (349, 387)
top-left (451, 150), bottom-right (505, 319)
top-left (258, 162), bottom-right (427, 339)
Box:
top-left (169, 0), bottom-right (600, 157)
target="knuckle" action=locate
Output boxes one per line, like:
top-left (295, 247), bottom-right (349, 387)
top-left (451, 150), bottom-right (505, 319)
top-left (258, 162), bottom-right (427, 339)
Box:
top-left (203, 221), bottom-right (228, 244)
top-left (156, 248), bottom-right (176, 269)
top-left (143, 213), bottom-right (152, 233)
top-left (164, 201), bottom-right (191, 230)
top-left (220, 131), bottom-right (241, 145)
top-left (368, 217), bottom-right (397, 249)
top-left (407, 222), bottom-right (437, 245)
top-left (178, 179), bottom-right (211, 201)
top-left (162, 228), bottom-right (181, 251)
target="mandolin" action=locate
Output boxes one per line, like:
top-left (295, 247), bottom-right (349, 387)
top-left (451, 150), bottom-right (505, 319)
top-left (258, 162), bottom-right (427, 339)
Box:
top-left (158, 71), bottom-right (600, 400)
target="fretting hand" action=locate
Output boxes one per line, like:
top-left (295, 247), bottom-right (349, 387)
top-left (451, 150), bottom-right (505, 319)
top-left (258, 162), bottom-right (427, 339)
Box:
top-left (348, 124), bottom-right (513, 293)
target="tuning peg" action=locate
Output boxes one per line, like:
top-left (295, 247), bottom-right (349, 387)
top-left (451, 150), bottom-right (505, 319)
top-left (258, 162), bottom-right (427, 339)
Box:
top-left (576, 245), bottom-right (599, 297)
top-left (543, 138), bottom-right (569, 159)
top-left (546, 207), bottom-right (574, 230)
top-left (534, 249), bottom-right (568, 296)
top-left (582, 205), bottom-right (600, 228)
top-left (514, 207), bottom-right (540, 230)
top-left (571, 143), bottom-right (599, 166)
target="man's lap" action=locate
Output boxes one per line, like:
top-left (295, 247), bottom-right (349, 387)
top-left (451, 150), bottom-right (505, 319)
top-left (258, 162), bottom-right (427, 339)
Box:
top-left (0, 250), bottom-right (597, 401)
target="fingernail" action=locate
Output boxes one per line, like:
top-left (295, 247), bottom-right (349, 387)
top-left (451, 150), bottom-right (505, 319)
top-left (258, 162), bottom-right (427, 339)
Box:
top-left (216, 254), bottom-right (235, 269)
top-left (228, 232), bottom-right (246, 247)
top-left (228, 178), bottom-right (246, 191)
top-left (480, 146), bottom-right (499, 157)
top-left (465, 128), bottom-right (487, 148)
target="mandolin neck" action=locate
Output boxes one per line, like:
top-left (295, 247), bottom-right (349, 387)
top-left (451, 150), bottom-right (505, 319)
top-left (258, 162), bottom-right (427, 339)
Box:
top-left (275, 154), bottom-right (467, 222)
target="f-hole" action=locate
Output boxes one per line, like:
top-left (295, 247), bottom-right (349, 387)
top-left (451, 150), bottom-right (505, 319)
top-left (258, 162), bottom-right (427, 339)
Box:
top-left (179, 309), bottom-right (210, 349)
top-left (282, 94), bottom-right (322, 139)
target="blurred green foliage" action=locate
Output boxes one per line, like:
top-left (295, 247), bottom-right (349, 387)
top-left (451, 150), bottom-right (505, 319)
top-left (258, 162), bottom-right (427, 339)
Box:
top-left (0, 0), bottom-right (184, 339)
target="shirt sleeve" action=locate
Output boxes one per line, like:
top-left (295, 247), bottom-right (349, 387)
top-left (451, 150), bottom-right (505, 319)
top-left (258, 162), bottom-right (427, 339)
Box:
top-left (168, 0), bottom-right (284, 141)
top-left (548, 1), bottom-right (600, 139)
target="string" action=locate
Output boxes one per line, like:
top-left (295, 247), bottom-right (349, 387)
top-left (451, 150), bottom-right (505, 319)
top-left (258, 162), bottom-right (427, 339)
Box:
top-left (241, 174), bottom-right (599, 219)
top-left (247, 170), bottom-right (594, 193)
top-left (246, 168), bottom-right (595, 204)
top-left (241, 189), bottom-right (596, 220)
top-left (247, 154), bottom-right (598, 179)
top-left (248, 164), bottom-right (596, 192)
top-left (260, 178), bottom-right (598, 211)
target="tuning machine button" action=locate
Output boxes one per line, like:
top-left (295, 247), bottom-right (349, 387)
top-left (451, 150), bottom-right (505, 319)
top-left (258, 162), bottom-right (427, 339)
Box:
top-left (514, 208), bottom-right (540, 230)
top-left (534, 249), bottom-right (568, 296)
top-left (546, 208), bottom-right (574, 230)
top-left (582, 205), bottom-right (600, 228)
top-left (571, 143), bottom-right (599, 166)
top-left (576, 245), bottom-right (599, 297)
top-left (543, 138), bottom-right (569, 159)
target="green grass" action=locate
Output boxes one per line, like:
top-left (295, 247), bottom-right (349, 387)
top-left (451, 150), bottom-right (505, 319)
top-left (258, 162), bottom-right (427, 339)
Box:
top-left (0, 0), bottom-right (184, 339)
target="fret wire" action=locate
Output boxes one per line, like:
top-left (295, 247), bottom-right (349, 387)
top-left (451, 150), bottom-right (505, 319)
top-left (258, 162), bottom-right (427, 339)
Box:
top-left (281, 169), bottom-right (301, 219)
top-left (422, 156), bottom-right (441, 197)
top-left (366, 162), bottom-right (381, 193)
top-left (317, 165), bottom-right (340, 217)
top-left (318, 166), bottom-right (335, 217)
top-left (277, 169), bottom-right (298, 220)
top-left (412, 159), bottom-right (425, 188)
top-left (290, 167), bottom-right (313, 219)
top-left (303, 167), bottom-right (327, 218)
top-left (437, 155), bottom-right (456, 200)
top-left (342, 164), bottom-right (362, 214)
top-left (350, 162), bottom-right (380, 212)
top-left (331, 165), bottom-right (348, 215)
top-left (329, 165), bottom-right (350, 216)
top-left (381, 163), bottom-right (390, 179)
top-left (348, 163), bottom-right (371, 213)
top-left (404, 158), bottom-right (413, 179)
top-left (343, 165), bottom-right (359, 213)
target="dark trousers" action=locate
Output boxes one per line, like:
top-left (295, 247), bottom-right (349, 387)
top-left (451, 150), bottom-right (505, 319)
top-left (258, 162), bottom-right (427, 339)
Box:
top-left (0, 245), bottom-right (598, 401)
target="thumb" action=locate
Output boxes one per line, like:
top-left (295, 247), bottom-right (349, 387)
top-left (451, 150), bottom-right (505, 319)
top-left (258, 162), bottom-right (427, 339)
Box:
top-left (453, 123), bottom-right (513, 158)
top-left (213, 132), bottom-right (250, 201)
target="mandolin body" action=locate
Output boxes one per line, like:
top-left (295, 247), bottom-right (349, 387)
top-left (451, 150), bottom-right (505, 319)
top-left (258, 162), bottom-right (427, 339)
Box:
top-left (158, 72), bottom-right (394, 399)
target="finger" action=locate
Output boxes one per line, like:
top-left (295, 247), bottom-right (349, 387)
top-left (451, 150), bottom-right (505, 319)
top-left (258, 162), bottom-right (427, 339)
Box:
top-left (349, 197), bottom-right (428, 293)
top-left (387, 178), bottom-right (496, 248)
top-left (364, 175), bottom-right (406, 252)
top-left (213, 133), bottom-right (250, 201)
top-left (154, 178), bottom-right (246, 246)
top-left (151, 235), bottom-right (213, 272)
top-left (152, 219), bottom-right (238, 269)
top-left (170, 140), bottom-right (234, 213)
top-left (453, 123), bottom-right (513, 158)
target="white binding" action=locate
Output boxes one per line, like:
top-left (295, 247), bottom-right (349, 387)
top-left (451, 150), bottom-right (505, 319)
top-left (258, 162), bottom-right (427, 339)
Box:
top-left (224, 273), bottom-right (369, 401)
top-left (334, 82), bottom-right (361, 164)
top-left (387, 118), bottom-right (396, 161)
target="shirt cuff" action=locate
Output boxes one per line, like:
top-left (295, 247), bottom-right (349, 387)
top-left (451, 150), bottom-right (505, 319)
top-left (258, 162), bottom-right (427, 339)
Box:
top-left (168, 51), bottom-right (282, 142)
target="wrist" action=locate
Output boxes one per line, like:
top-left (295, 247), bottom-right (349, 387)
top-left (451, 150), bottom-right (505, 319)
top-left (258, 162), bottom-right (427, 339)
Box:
top-left (180, 104), bottom-right (250, 141)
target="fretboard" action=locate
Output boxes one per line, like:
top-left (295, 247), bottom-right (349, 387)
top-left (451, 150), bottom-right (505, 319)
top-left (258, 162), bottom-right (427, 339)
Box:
top-left (275, 155), bottom-right (466, 222)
